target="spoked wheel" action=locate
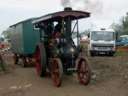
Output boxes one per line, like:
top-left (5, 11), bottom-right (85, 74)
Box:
top-left (34, 44), bottom-right (46, 77)
top-left (76, 58), bottom-right (91, 85)
top-left (51, 58), bottom-right (63, 87)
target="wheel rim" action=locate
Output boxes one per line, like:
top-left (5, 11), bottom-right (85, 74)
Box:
top-left (35, 48), bottom-right (42, 76)
top-left (51, 59), bottom-right (61, 87)
top-left (77, 58), bottom-right (91, 85)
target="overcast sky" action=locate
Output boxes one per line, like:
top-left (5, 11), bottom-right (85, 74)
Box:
top-left (0, 0), bottom-right (128, 35)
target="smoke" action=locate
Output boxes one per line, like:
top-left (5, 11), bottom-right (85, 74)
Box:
top-left (61, 0), bottom-right (103, 15)
top-left (61, 0), bottom-right (71, 7)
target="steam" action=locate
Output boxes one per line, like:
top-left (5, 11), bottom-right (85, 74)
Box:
top-left (61, 0), bottom-right (103, 14)
top-left (61, 0), bottom-right (71, 7)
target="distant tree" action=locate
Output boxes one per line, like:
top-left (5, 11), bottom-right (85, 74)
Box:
top-left (2, 28), bottom-right (12, 42)
top-left (122, 13), bottom-right (128, 35)
top-left (111, 23), bottom-right (123, 39)
top-left (111, 13), bottom-right (128, 38)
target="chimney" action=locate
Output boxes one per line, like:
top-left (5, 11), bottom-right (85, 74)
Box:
top-left (64, 7), bottom-right (72, 40)
top-left (64, 7), bottom-right (72, 11)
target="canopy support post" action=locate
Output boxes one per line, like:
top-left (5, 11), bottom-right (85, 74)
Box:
top-left (77, 20), bottom-right (80, 46)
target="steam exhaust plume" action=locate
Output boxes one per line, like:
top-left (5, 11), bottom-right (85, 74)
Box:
top-left (61, 0), bottom-right (103, 15)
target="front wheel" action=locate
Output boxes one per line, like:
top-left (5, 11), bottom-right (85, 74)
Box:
top-left (51, 58), bottom-right (63, 87)
top-left (76, 58), bottom-right (91, 85)
top-left (109, 52), bottom-right (114, 56)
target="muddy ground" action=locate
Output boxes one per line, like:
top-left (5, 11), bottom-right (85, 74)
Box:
top-left (0, 51), bottom-right (128, 96)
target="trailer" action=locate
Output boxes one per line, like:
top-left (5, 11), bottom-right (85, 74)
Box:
top-left (8, 18), bottom-right (40, 67)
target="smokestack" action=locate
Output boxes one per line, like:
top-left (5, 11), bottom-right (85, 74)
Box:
top-left (64, 7), bottom-right (72, 40)
top-left (64, 7), bottom-right (72, 11)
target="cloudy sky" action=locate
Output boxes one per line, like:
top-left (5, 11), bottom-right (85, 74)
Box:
top-left (0, 0), bottom-right (128, 35)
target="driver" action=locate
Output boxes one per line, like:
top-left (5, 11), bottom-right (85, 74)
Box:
top-left (53, 21), bottom-right (62, 45)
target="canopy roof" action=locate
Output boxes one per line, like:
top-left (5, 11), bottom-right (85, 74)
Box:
top-left (33, 10), bottom-right (90, 24)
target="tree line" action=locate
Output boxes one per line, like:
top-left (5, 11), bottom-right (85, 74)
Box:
top-left (111, 13), bottom-right (128, 38)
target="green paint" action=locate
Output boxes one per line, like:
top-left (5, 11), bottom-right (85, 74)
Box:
top-left (9, 18), bottom-right (40, 55)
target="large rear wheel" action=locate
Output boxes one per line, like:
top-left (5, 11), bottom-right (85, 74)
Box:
top-left (76, 58), bottom-right (91, 85)
top-left (34, 44), bottom-right (46, 77)
top-left (51, 58), bottom-right (63, 87)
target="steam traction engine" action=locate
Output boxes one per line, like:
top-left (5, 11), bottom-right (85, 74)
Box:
top-left (33, 8), bottom-right (91, 87)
